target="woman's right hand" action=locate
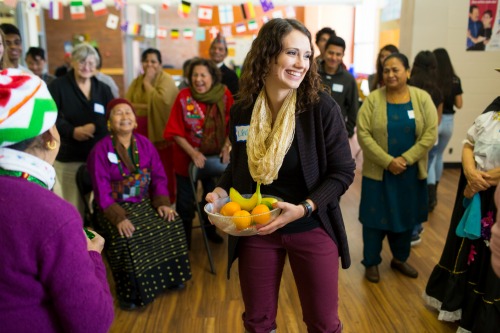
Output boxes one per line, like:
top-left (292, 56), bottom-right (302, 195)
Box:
top-left (86, 229), bottom-right (105, 253)
top-left (388, 157), bottom-right (407, 175)
top-left (116, 219), bottom-right (136, 238)
top-left (143, 67), bottom-right (157, 84)
top-left (206, 187), bottom-right (228, 203)
top-left (191, 150), bottom-right (207, 168)
top-left (464, 168), bottom-right (491, 193)
top-left (73, 123), bottom-right (95, 141)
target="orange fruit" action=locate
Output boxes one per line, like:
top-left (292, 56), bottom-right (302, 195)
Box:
top-left (251, 204), bottom-right (271, 225)
top-left (220, 201), bottom-right (241, 216)
top-left (232, 210), bottom-right (252, 230)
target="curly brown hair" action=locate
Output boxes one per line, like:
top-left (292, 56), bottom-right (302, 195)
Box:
top-left (237, 18), bottom-right (322, 112)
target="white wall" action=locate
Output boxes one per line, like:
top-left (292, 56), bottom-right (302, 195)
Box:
top-left (305, 5), bottom-right (355, 67)
top-left (400, 0), bottom-right (500, 163)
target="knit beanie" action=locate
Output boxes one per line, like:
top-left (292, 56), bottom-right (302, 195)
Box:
top-left (0, 69), bottom-right (58, 147)
top-left (106, 98), bottom-right (135, 120)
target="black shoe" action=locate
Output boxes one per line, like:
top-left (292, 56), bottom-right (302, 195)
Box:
top-left (168, 283), bottom-right (186, 291)
top-left (119, 300), bottom-right (138, 311)
top-left (365, 265), bottom-right (380, 283)
top-left (206, 229), bottom-right (223, 243)
top-left (390, 259), bottom-right (418, 278)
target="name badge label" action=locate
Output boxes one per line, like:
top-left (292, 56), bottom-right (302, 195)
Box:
top-left (94, 103), bottom-right (105, 114)
top-left (107, 152), bottom-right (118, 164)
top-left (407, 110), bottom-right (415, 119)
top-left (235, 125), bottom-right (249, 142)
top-left (332, 83), bottom-right (344, 93)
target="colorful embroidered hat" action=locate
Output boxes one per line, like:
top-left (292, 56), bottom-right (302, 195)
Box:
top-left (0, 69), bottom-right (58, 147)
top-left (211, 33), bottom-right (227, 49)
top-left (106, 98), bottom-right (136, 120)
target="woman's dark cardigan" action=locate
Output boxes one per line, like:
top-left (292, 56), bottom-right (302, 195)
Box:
top-left (217, 92), bottom-right (356, 277)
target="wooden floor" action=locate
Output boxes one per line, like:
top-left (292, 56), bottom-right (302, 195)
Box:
top-left (106, 163), bottom-right (462, 333)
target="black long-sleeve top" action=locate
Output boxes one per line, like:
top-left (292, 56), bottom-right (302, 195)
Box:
top-left (49, 70), bottom-right (113, 162)
top-left (220, 64), bottom-right (239, 97)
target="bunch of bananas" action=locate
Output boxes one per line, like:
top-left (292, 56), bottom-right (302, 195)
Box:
top-left (229, 182), bottom-right (262, 211)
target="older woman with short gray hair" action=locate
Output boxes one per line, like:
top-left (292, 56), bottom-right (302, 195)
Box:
top-left (49, 42), bottom-right (113, 216)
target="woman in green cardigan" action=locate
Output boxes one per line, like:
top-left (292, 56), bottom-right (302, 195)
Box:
top-left (357, 53), bottom-right (438, 283)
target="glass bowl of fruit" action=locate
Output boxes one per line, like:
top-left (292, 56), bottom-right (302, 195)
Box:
top-left (204, 194), bottom-right (282, 236)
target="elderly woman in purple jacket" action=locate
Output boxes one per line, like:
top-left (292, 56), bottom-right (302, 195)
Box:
top-left (87, 98), bottom-right (191, 310)
top-left (206, 19), bottom-right (355, 333)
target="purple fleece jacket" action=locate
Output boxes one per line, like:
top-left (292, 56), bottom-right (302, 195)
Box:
top-left (0, 176), bottom-right (114, 333)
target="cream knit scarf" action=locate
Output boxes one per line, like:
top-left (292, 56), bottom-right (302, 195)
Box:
top-left (247, 89), bottom-right (296, 185)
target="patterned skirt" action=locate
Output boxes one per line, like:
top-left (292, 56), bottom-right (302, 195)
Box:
top-left (96, 198), bottom-right (191, 307)
top-left (424, 170), bottom-right (499, 332)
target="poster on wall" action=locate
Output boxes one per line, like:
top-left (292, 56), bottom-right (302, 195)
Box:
top-left (467, 0), bottom-right (500, 51)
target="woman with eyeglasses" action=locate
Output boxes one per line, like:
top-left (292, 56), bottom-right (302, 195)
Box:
top-left (49, 43), bottom-right (114, 216)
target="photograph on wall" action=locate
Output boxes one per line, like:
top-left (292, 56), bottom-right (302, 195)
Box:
top-left (467, 0), bottom-right (500, 51)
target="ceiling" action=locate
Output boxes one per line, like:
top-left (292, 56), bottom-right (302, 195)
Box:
top-left (27, 0), bottom-right (364, 7)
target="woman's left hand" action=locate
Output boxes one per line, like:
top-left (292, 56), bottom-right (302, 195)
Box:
top-left (158, 205), bottom-right (178, 221)
top-left (220, 144), bottom-right (231, 164)
top-left (388, 156), bottom-right (407, 175)
top-left (255, 201), bottom-right (304, 235)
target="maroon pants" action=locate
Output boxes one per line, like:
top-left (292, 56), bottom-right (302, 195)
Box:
top-left (238, 227), bottom-right (342, 333)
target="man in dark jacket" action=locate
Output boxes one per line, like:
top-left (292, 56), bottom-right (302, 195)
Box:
top-left (318, 36), bottom-right (359, 138)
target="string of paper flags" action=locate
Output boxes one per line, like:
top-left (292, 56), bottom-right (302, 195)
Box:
top-left (11, 0), bottom-right (296, 41)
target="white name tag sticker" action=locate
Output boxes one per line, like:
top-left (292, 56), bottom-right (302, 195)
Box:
top-left (407, 110), bottom-right (415, 119)
top-left (332, 83), bottom-right (344, 93)
top-left (107, 152), bottom-right (118, 164)
top-left (235, 125), bottom-right (249, 142)
top-left (94, 103), bottom-right (105, 114)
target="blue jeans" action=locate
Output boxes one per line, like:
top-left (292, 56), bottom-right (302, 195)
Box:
top-left (427, 114), bottom-right (454, 185)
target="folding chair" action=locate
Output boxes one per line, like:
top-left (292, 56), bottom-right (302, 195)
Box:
top-left (188, 162), bottom-right (218, 275)
top-left (75, 163), bottom-right (95, 228)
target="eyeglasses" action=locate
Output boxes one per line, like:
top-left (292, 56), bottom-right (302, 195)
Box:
top-left (78, 60), bottom-right (97, 69)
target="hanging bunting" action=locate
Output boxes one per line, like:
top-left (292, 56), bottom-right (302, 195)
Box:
top-left (26, 0), bottom-right (40, 15)
top-left (208, 26), bottom-right (219, 39)
top-left (221, 25), bottom-right (232, 37)
top-left (144, 24), bottom-right (156, 39)
top-left (170, 29), bottom-right (180, 39)
top-left (198, 5), bottom-right (213, 24)
top-left (70, 1), bottom-right (86, 20)
top-left (91, 0), bottom-right (108, 17)
top-left (218, 5), bottom-right (234, 25)
top-left (106, 14), bottom-right (119, 30)
top-left (285, 6), bottom-right (296, 18)
top-left (157, 27), bottom-right (168, 39)
top-left (272, 10), bottom-right (283, 19)
top-left (248, 19), bottom-right (258, 31)
top-left (49, 0), bottom-right (63, 20)
top-left (183, 28), bottom-right (194, 39)
top-left (114, 0), bottom-right (126, 10)
top-left (241, 1), bottom-right (256, 20)
top-left (178, 1), bottom-right (191, 18)
top-left (120, 21), bottom-right (128, 32)
top-left (127, 23), bottom-right (141, 36)
top-left (259, 0), bottom-right (274, 13)
top-left (195, 27), bottom-right (206, 41)
top-left (236, 23), bottom-right (247, 34)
